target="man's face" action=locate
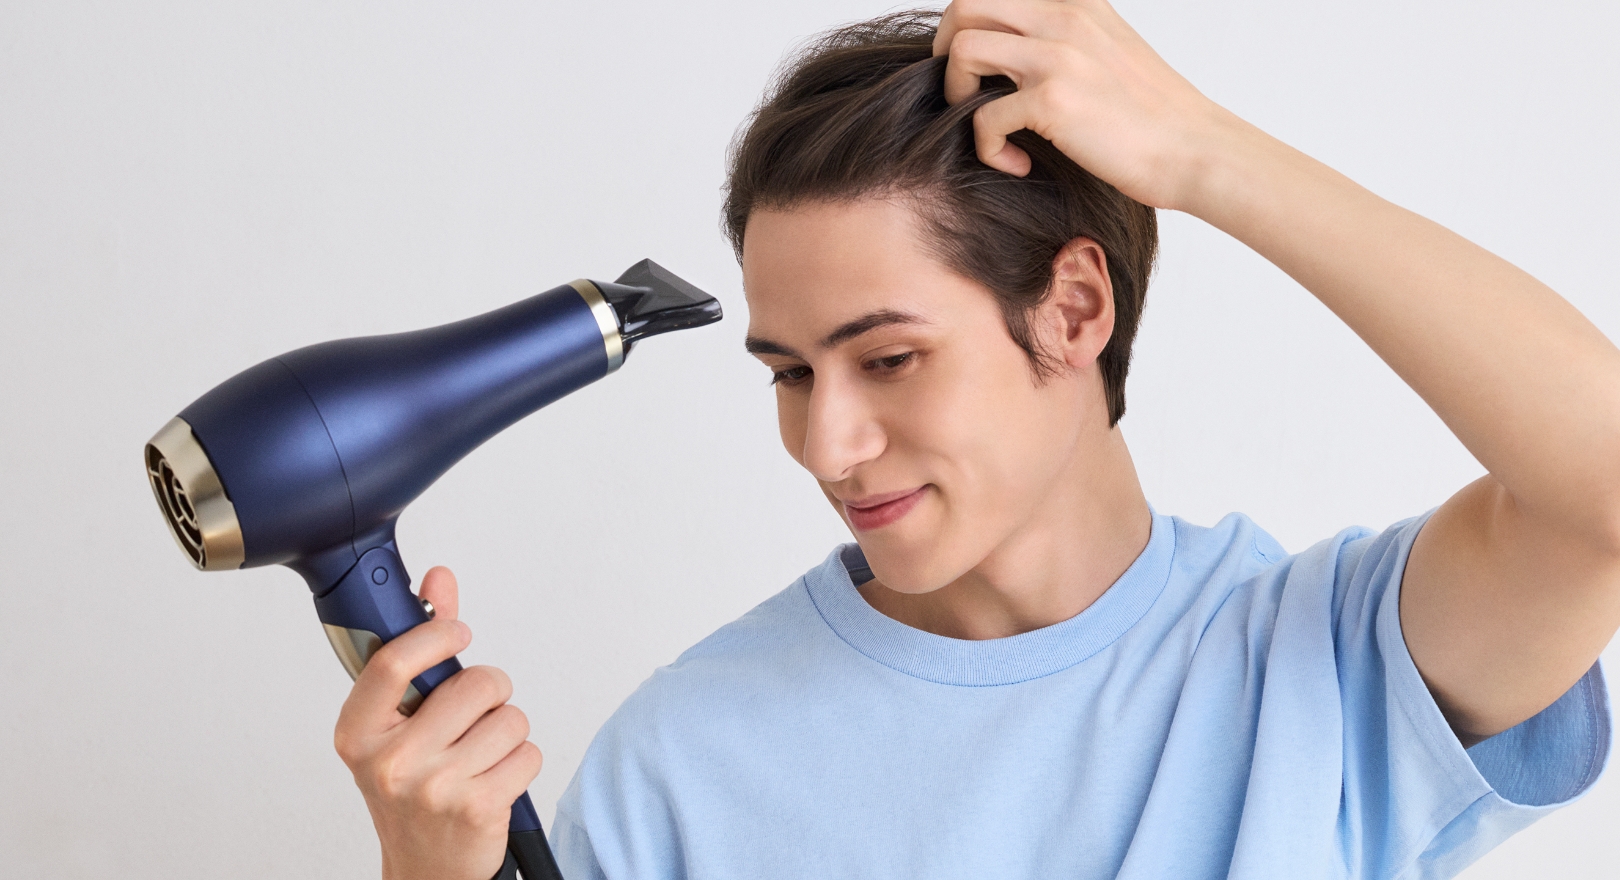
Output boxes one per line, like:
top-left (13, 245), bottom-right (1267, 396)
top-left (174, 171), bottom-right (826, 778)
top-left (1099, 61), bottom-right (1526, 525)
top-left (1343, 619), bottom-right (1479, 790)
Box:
top-left (742, 197), bottom-right (1099, 593)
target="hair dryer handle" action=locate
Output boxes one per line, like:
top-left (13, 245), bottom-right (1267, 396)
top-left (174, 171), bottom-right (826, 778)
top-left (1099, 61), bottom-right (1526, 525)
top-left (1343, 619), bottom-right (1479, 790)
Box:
top-left (314, 546), bottom-right (459, 711)
top-left (311, 546), bottom-right (563, 880)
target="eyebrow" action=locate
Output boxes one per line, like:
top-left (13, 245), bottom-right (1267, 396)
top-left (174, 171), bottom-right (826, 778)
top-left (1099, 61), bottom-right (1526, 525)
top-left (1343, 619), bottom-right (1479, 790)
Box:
top-left (744, 309), bottom-right (928, 358)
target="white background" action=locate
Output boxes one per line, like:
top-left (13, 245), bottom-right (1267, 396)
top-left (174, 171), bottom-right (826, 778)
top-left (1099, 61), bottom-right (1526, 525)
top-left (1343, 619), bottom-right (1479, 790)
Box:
top-left (2, 1), bottom-right (1617, 876)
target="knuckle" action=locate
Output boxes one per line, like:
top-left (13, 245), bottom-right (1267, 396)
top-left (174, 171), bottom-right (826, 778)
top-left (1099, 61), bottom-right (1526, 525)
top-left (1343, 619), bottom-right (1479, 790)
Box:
top-left (1048, 39), bottom-right (1082, 67)
top-left (454, 671), bottom-right (493, 706)
top-left (422, 781), bottom-right (493, 828)
top-left (435, 616), bottom-right (468, 639)
top-left (519, 740), bottom-right (545, 773)
top-left (369, 648), bottom-right (410, 683)
top-left (332, 727), bottom-right (361, 765)
top-left (954, 0), bottom-right (988, 21)
top-left (371, 750), bottom-right (412, 801)
top-left (1076, 9), bottom-right (1111, 43)
top-left (494, 703), bottom-right (531, 741)
top-left (951, 28), bottom-right (985, 58)
top-left (486, 665), bottom-right (513, 694)
top-left (1036, 82), bottom-right (1075, 120)
top-left (422, 620), bottom-right (460, 651)
top-left (416, 772), bottom-right (455, 815)
top-left (1054, 3), bottom-right (1088, 29)
top-left (456, 794), bottom-right (500, 828)
top-left (461, 666), bottom-right (512, 705)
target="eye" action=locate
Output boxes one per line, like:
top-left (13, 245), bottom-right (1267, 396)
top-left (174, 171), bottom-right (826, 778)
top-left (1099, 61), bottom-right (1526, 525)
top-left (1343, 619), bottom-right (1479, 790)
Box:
top-left (770, 365), bottom-right (812, 386)
top-left (865, 352), bottom-right (914, 374)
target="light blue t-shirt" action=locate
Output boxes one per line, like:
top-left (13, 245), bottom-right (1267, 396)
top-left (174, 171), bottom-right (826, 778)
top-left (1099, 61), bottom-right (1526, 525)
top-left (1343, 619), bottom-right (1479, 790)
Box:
top-left (552, 511), bottom-right (1611, 879)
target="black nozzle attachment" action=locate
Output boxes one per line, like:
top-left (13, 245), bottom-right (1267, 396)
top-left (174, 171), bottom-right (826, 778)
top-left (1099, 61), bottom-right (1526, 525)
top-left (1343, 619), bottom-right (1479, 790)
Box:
top-left (595, 259), bottom-right (723, 347)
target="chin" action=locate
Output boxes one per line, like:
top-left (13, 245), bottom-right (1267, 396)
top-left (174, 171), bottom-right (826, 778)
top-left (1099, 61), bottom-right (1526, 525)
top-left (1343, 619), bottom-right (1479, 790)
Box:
top-left (855, 526), bottom-right (977, 595)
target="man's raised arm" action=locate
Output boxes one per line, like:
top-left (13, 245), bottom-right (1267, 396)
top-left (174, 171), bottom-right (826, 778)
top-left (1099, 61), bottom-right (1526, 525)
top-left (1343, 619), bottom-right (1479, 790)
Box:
top-left (936, 0), bottom-right (1620, 743)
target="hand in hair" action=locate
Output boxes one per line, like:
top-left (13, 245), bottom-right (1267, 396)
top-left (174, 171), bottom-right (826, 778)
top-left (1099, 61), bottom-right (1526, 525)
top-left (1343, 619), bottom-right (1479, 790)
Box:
top-left (934, 0), bottom-right (1241, 211)
top-left (945, 0), bottom-right (1620, 746)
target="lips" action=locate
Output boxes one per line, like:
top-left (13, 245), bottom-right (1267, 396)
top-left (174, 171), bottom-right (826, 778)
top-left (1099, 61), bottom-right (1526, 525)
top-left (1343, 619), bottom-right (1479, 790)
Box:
top-left (842, 486), bottom-right (927, 531)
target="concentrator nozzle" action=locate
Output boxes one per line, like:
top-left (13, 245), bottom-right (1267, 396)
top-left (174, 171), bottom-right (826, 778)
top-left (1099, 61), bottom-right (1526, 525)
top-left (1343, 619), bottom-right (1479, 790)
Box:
top-left (598, 259), bottom-right (724, 347)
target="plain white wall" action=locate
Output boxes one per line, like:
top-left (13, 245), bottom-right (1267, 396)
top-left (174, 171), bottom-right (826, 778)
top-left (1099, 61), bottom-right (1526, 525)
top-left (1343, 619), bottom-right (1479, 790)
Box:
top-left (2, 1), bottom-right (1616, 876)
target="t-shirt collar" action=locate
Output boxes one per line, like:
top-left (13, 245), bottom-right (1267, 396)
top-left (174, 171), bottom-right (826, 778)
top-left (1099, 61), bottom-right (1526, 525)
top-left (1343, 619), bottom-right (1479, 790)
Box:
top-left (803, 509), bottom-right (1177, 686)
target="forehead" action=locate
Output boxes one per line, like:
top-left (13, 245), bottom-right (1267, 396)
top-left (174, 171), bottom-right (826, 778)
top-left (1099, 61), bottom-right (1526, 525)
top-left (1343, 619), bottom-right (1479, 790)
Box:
top-left (741, 198), bottom-right (981, 343)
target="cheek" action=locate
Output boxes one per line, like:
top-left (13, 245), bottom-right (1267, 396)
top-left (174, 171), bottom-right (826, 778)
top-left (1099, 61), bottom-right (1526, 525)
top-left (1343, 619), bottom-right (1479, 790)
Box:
top-left (866, 384), bottom-right (1039, 591)
top-left (910, 358), bottom-right (1042, 479)
top-left (911, 360), bottom-right (1072, 524)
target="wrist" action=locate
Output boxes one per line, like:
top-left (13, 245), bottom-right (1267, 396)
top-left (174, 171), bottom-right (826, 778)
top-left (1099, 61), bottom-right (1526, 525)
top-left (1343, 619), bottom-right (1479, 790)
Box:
top-left (1170, 109), bottom-right (1367, 255)
top-left (1164, 107), bottom-right (1282, 219)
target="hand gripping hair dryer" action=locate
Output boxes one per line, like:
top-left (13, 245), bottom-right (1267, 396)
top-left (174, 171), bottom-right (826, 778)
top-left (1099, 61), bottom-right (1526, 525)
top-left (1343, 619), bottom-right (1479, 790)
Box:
top-left (142, 259), bottom-right (721, 880)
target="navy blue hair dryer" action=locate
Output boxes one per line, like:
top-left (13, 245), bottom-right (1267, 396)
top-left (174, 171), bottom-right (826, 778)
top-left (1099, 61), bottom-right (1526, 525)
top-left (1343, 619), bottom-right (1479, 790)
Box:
top-left (143, 259), bottom-right (721, 880)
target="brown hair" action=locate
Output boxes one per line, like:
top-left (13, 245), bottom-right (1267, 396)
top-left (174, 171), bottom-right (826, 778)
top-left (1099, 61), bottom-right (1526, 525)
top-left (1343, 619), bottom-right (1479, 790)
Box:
top-left (722, 10), bottom-right (1157, 425)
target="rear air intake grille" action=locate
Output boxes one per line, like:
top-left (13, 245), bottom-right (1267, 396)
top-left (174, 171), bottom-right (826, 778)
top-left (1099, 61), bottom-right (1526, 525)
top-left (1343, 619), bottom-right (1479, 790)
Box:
top-left (147, 443), bottom-right (207, 567)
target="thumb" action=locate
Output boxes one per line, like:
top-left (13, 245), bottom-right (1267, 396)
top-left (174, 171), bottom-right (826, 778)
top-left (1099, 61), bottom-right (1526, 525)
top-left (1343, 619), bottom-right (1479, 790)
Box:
top-left (418, 565), bottom-right (460, 622)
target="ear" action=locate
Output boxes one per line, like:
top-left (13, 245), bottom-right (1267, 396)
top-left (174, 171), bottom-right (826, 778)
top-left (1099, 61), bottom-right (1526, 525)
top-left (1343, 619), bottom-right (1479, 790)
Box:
top-left (1037, 237), bottom-right (1115, 370)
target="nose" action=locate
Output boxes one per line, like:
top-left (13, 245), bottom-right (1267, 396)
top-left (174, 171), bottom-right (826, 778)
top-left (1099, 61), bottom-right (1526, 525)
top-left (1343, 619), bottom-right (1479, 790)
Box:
top-left (799, 374), bottom-right (886, 483)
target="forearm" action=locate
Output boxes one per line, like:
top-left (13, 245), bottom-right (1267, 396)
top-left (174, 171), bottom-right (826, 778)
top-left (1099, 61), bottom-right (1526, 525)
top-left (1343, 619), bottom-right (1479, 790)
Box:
top-left (934, 0), bottom-right (1620, 737)
top-left (1180, 115), bottom-right (1620, 541)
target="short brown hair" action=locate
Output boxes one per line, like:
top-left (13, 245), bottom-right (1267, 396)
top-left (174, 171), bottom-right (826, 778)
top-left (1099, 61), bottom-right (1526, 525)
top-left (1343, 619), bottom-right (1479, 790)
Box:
top-left (722, 10), bottom-right (1157, 425)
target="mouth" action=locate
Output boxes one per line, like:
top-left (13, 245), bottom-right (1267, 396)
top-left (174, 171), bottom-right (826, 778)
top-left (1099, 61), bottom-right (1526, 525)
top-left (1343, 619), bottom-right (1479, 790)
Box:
top-left (841, 486), bottom-right (927, 532)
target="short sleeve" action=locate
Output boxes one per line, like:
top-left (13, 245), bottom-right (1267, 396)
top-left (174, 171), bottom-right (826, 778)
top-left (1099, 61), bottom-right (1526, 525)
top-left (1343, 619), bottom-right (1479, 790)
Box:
top-left (549, 811), bottom-right (610, 880)
top-left (548, 666), bottom-right (699, 880)
top-left (1328, 513), bottom-right (1612, 879)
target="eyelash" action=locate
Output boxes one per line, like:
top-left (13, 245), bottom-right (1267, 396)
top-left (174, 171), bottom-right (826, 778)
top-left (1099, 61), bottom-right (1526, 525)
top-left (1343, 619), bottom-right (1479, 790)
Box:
top-left (870, 352), bottom-right (913, 373)
top-left (770, 366), bottom-right (811, 386)
top-left (769, 352), bottom-right (915, 387)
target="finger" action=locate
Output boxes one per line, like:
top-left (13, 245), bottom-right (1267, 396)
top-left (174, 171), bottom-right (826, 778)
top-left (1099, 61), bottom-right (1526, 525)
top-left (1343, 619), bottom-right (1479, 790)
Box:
top-left (933, 2), bottom-right (966, 57)
top-left (406, 664), bottom-right (514, 752)
top-left (973, 92), bottom-right (1036, 176)
top-left (941, 28), bottom-right (1040, 105)
top-left (339, 618), bottom-right (471, 733)
top-left (934, 0), bottom-right (1054, 57)
top-left (473, 739), bottom-right (545, 805)
top-left (418, 566), bottom-right (459, 622)
top-left (445, 703), bottom-right (532, 779)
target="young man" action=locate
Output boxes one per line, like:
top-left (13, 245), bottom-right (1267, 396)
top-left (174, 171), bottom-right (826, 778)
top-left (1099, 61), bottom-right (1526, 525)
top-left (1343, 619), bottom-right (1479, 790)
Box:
top-left (334, 3), bottom-right (1618, 878)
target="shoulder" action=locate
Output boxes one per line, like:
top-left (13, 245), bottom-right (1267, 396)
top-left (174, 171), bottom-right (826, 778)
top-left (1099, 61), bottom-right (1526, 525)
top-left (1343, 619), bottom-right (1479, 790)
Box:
top-left (1278, 511), bottom-right (1432, 632)
top-left (1168, 510), bottom-right (1289, 572)
top-left (553, 549), bottom-right (858, 842)
top-left (1176, 509), bottom-right (1431, 593)
top-left (1149, 511), bottom-right (1292, 622)
top-left (574, 550), bottom-right (854, 760)
top-left (548, 590), bottom-right (832, 880)
top-left (1150, 510), bottom-right (1431, 644)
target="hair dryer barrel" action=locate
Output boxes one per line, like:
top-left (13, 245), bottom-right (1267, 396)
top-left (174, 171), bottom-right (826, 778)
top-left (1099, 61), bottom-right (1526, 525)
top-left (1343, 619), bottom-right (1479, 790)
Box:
top-left (144, 259), bottom-right (721, 582)
top-left (178, 279), bottom-right (612, 573)
top-left (143, 259), bottom-right (718, 880)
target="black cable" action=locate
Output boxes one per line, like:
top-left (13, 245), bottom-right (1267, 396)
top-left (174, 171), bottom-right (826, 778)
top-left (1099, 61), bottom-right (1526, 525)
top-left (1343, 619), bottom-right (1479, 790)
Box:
top-left (490, 829), bottom-right (562, 880)
top-left (493, 848), bottom-right (520, 880)
top-left (509, 829), bottom-right (564, 880)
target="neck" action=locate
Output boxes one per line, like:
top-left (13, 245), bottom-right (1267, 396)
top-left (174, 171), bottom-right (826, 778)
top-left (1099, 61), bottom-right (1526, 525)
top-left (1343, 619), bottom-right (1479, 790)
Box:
top-left (859, 427), bottom-right (1151, 640)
